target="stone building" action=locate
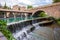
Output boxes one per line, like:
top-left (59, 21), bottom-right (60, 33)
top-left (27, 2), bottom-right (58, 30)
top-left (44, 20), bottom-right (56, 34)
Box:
top-left (12, 5), bottom-right (26, 11)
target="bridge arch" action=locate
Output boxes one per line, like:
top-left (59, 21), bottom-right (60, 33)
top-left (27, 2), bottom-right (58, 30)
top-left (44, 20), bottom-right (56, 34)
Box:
top-left (6, 12), bottom-right (16, 18)
top-left (32, 10), bottom-right (47, 17)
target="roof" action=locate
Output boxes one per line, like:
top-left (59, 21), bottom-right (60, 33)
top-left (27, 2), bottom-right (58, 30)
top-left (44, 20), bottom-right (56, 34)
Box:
top-left (0, 8), bottom-right (32, 13)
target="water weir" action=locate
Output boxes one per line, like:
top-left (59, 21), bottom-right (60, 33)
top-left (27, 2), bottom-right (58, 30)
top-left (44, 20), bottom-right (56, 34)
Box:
top-left (7, 17), bottom-right (54, 40)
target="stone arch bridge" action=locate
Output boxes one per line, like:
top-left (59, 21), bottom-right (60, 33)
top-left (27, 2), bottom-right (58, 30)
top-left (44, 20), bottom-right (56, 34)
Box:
top-left (29, 2), bottom-right (60, 18)
top-left (0, 2), bottom-right (60, 18)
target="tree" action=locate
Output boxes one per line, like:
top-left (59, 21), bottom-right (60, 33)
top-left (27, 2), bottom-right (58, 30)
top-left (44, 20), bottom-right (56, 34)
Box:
top-left (3, 3), bottom-right (11, 9)
top-left (53, 0), bottom-right (60, 3)
top-left (27, 5), bottom-right (33, 9)
top-left (3, 3), bottom-right (8, 9)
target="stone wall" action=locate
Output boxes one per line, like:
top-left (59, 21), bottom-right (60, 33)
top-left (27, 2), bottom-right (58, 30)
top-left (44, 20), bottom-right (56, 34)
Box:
top-left (31, 2), bottom-right (60, 18)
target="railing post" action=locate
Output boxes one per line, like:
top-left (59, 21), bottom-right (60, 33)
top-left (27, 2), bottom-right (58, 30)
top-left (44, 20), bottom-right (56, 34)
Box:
top-left (25, 13), bottom-right (28, 19)
top-left (6, 12), bottom-right (10, 18)
top-left (13, 12), bottom-right (16, 18)
top-left (4, 13), bottom-right (6, 18)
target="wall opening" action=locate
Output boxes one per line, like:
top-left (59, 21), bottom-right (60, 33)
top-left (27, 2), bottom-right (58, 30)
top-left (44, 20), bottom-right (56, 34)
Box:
top-left (33, 11), bottom-right (47, 18)
top-left (0, 11), bottom-right (5, 18)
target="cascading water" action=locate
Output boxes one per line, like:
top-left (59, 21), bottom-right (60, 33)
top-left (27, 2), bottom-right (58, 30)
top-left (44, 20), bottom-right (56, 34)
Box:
top-left (32, 20), bottom-right (40, 29)
top-left (12, 23), bottom-right (41, 40)
top-left (7, 17), bottom-right (41, 40)
top-left (13, 28), bottom-right (28, 40)
top-left (10, 25), bottom-right (35, 40)
top-left (33, 24), bottom-right (40, 29)
top-left (7, 16), bottom-right (54, 40)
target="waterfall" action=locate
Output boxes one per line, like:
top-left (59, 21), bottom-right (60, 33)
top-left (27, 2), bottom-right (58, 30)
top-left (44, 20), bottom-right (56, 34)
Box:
top-left (12, 25), bottom-right (35, 40)
top-left (13, 28), bottom-right (28, 40)
top-left (33, 22), bottom-right (40, 29)
top-left (7, 16), bottom-right (54, 40)
top-left (12, 23), bottom-right (40, 40)
top-left (7, 18), bottom-right (41, 40)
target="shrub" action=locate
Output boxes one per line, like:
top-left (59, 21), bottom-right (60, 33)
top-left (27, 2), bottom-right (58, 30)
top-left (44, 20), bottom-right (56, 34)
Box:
top-left (38, 12), bottom-right (47, 17)
top-left (56, 18), bottom-right (60, 25)
top-left (0, 20), bottom-right (15, 40)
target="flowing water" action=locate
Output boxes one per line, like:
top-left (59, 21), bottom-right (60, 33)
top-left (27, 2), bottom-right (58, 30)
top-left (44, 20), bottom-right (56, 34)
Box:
top-left (6, 16), bottom-right (54, 40)
top-left (12, 25), bottom-right (34, 40)
top-left (12, 24), bottom-right (40, 40)
top-left (11, 23), bottom-right (54, 40)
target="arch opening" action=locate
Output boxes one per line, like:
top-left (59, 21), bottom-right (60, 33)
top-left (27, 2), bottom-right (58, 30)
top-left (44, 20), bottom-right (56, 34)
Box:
top-left (33, 10), bottom-right (47, 18)
top-left (9, 12), bottom-right (14, 18)
top-left (0, 11), bottom-right (6, 18)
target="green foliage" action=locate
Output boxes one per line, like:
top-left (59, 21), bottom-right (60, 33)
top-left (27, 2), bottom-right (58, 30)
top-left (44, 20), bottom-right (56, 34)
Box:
top-left (27, 5), bottom-right (33, 9)
top-left (53, 0), bottom-right (60, 3)
top-left (0, 20), bottom-right (15, 40)
top-left (38, 12), bottom-right (47, 17)
top-left (0, 20), bottom-right (6, 28)
top-left (3, 3), bottom-right (11, 9)
top-left (0, 12), bottom-right (4, 15)
top-left (3, 3), bottom-right (7, 9)
top-left (56, 18), bottom-right (60, 25)
top-left (1, 29), bottom-right (15, 40)
top-left (56, 18), bottom-right (60, 21)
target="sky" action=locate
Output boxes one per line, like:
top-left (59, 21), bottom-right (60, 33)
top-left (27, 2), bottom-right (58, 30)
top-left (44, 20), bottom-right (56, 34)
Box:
top-left (0, 0), bottom-right (53, 7)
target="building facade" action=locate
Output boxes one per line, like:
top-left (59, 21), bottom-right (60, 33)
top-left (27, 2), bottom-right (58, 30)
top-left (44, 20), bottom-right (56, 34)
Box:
top-left (12, 5), bottom-right (26, 11)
